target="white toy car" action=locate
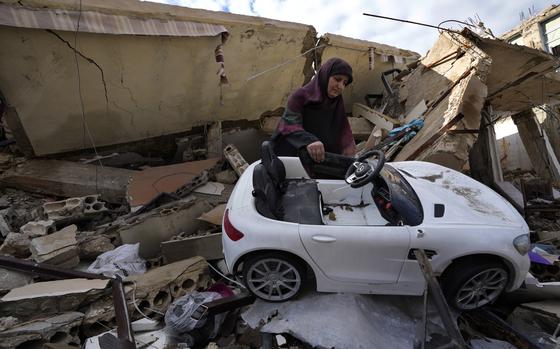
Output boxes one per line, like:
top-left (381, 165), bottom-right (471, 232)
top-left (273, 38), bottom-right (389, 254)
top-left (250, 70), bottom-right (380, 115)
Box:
top-left (222, 142), bottom-right (530, 310)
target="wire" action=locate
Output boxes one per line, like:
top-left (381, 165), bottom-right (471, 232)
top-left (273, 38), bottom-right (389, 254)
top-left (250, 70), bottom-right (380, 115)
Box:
top-left (73, 0), bottom-right (103, 194)
top-left (246, 44), bottom-right (327, 81)
top-left (207, 262), bottom-right (246, 290)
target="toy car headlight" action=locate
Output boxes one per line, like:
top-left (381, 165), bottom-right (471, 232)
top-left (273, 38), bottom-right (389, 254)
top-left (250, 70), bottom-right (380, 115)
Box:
top-left (513, 235), bottom-right (530, 255)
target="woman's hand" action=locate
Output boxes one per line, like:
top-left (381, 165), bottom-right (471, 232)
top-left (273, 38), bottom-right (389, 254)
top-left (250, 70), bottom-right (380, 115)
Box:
top-left (306, 141), bottom-right (325, 162)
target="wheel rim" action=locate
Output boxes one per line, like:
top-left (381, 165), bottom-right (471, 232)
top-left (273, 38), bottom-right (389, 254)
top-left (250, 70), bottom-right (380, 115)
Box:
top-left (246, 258), bottom-right (302, 301)
top-left (454, 268), bottom-right (507, 310)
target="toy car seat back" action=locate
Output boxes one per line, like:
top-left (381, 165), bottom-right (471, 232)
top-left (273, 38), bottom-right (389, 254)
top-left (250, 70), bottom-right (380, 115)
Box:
top-left (252, 163), bottom-right (282, 220)
top-left (261, 141), bottom-right (286, 191)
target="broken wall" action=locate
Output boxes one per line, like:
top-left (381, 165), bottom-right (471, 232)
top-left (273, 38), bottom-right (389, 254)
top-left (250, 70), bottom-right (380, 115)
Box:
top-left (0, 0), bottom-right (316, 155)
top-left (0, 0), bottom-right (418, 156)
top-left (393, 31), bottom-right (490, 170)
top-left (319, 34), bottom-right (419, 113)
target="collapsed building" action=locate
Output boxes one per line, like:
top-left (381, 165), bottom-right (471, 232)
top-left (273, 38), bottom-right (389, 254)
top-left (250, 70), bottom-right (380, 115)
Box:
top-left (0, 0), bottom-right (559, 348)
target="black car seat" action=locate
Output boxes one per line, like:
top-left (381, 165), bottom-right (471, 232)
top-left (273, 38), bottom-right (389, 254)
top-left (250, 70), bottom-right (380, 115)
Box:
top-left (253, 141), bottom-right (323, 225)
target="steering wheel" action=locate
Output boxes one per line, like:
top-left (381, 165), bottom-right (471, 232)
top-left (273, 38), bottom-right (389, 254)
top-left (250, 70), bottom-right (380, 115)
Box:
top-left (344, 150), bottom-right (386, 188)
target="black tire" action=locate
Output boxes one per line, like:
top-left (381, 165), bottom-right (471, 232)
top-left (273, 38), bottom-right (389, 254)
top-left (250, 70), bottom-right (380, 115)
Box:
top-left (242, 253), bottom-right (306, 302)
top-left (441, 260), bottom-right (509, 310)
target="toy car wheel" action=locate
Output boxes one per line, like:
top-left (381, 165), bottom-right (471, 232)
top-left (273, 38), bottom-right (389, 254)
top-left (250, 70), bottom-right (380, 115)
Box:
top-left (243, 254), bottom-right (305, 302)
top-left (442, 261), bottom-right (508, 310)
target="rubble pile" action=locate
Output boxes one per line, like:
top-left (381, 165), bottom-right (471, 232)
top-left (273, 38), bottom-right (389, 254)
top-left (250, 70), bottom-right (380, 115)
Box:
top-left (0, 0), bottom-right (560, 347)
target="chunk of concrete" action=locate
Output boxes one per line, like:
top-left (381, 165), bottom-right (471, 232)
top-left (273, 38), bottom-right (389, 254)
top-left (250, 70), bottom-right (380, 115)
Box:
top-left (20, 219), bottom-right (55, 238)
top-left (0, 232), bottom-right (31, 258)
top-left (0, 208), bottom-right (14, 237)
top-left (162, 232), bottom-right (223, 262)
top-left (77, 234), bottom-right (115, 260)
top-left (215, 169), bottom-right (238, 184)
top-left (0, 267), bottom-right (33, 294)
top-left (30, 224), bottom-right (79, 267)
top-left (0, 312), bottom-right (83, 349)
top-left (0, 278), bottom-right (109, 320)
top-left (43, 195), bottom-right (108, 223)
top-left (0, 316), bottom-right (19, 331)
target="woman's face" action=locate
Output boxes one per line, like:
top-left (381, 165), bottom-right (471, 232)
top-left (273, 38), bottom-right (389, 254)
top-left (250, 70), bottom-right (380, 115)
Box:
top-left (327, 74), bottom-right (349, 98)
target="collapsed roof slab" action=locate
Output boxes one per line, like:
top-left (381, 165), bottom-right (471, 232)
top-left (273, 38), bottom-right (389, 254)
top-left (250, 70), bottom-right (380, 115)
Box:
top-left (463, 31), bottom-right (560, 112)
top-left (394, 29), bottom-right (560, 171)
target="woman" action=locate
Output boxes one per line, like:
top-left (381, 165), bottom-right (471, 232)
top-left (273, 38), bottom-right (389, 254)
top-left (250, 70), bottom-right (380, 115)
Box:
top-left (272, 57), bottom-right (356, 162)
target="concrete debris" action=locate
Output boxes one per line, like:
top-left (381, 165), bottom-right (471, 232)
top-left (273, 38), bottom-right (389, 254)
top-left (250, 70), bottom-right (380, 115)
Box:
top-left (509, 300), bottom-right (560, 345)
top-left (198, 204), bottom-right (227, 226)
top-left (81, 257), bottom-right (210, 335)
top-left (0, 311), bottom-right (83, 349)
top-left (242, 293), bottom-right (449, 349)
top-left (162, 231), bottom-right (223, 262)
top-left (0, 2), bottom-right (558, 347)
top-left (0, 232), bottom-right (31, 258)
top-left (0, 267), bottom-right (33, 295)
top-left (215, 169), bottom-right (238, 184)
top-left (194, 181), bottom-right (226, 196)
top-left (0, 208), bottom-right (14, 237)
top-left (20, 219), bottom-right (55, 238)
top-left (126, 158), bottom-right (219, 208)
top-left (43, 195), bottom-right (108, 222)
top-left (76, 232), bottom-right (115, 260)
top-left (223, 144), bottom-right (249, 177)
top-left (0, 160), bottom-right (134, 204)
top-left (30, 224), bottom-right (79, 267)
top-left (0, 316), bottom-right (19, 331)
top-left (119, 197), bottom-right (212, 258)
top-left (0, 278), bottom-right (109, 321)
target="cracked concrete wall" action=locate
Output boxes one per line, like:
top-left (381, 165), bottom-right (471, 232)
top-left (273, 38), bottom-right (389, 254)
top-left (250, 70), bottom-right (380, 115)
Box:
top-left (0, 0), bottom-right (316, 155)
top-left (502, 5), bottom-right (560, 50)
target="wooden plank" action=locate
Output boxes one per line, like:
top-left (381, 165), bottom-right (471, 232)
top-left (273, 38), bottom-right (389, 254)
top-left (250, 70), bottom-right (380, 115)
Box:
top-left (352, 103), bottom-right (398, 129)
top-left (0, 160), bottom-right (134, 203)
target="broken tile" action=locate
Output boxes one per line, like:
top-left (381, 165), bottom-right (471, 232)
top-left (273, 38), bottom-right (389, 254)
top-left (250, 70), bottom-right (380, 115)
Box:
top-left (30, 225), bottom-right (79, 267)
top-left (0, 312), bottom-right (83, 349)
top-left (127, 158), bottom-right (219, 208)
top-left (20, 219), bottom-right (55, 238)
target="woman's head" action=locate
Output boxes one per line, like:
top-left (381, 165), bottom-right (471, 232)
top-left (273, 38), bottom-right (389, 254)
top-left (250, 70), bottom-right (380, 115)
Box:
top-left (318, 58), bottom-right (353, 99)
